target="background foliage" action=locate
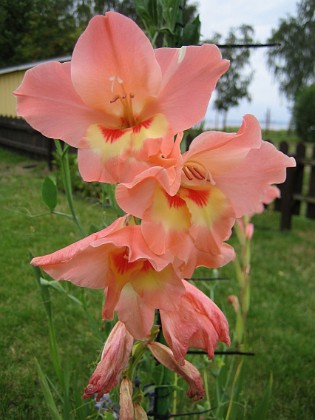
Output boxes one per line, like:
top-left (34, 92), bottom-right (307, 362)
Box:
top-left (267, 0), bottom-right (315, 101)
top-left (293, 84), bottom-right (315, 142)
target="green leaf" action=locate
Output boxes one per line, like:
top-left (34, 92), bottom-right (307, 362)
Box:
top-left (42, 175), bottom-right (57, 212)
top-left (40, 278), bottom-right (83, 306)
top-left (182, 15), bottom-right (201, 45)
top-left (250, 373), bottom-right (273, 420)
top-left (34, 358), bottom-right (62, 420)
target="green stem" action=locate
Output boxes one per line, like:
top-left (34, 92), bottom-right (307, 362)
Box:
top-left (127, 341), bottom-right (147, 380)
top-left (54, 141), bottom-right (85, 236)
top-left (225, 359), bottom-right (243, 420)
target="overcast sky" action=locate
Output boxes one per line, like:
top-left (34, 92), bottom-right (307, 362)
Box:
top-left (197, 0), bottom-right (298, 129)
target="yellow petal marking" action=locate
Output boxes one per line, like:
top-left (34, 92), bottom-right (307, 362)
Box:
top-left (180, 185), bottom-right (229, 228)
top-left (150, 187), bottom-right (191, 231)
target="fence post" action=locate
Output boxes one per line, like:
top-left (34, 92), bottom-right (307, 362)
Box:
top-left (278, 141), bottom-right (295, 230)
top-left (292, 142), bottom-right (306, 215)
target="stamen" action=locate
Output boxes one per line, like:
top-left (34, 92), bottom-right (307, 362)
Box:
top-left (183, 161), bottom-right (213, 184)
top-left (110, 95), bottom-right (120, 103)
top-left (108, 76), bottom-right (136, 127)
top-left (183, 166), bottom-right (194, 180)
top-left (190, 166), bottom-right (205, 180)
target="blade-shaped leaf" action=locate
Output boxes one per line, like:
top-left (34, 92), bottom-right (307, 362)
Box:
top-left (42, 175), bottom-right (57, 211)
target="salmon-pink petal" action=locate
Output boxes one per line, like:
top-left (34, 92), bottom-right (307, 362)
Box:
top-left (155, 45), bottom-right (229, 132)
top-left (83, 321), bottom-right (133, 400)
top-left (14, 62), bottom-right (105, 147)
top-left (140, 186), bottom-right (192, 256)
top-left (77, 147), bottom-right (116, 183)
top-left (183, 115), bottom-right (262, 181)
top-left (128, 134), bottom-right (183, 196)
top-left (79, 113), bottom-right (169, 183)
top-left (129, 264), bottom-right (185, 311)
top-left (115, 284), bottom-right (156, 339)
top-left (193, 243), bottom-right (235, 271)
top-left (71, 12), bottom-right (161, 115)
top-left (114, 261), bottom-right (184, 339)
top-left (102, 277), bottom-right (126, 321)
top-left (99, 225), bottom-right (171, 272)
top-left (215, 140), bottom-right (296, 217)
top-left (78, 146), bottom-right (150, 184)
top-left (31, 217), bottom-right (127, 288)
top-left (141, 215), bottom-right (193, 261)
top-left (180, 185), bottom-right (234, 254)
top-left (262, 185), bottom-right (280, 205)
top-left (116, 177), bottom-right (156, 219)
top-left (148, 342), bottom-right (205, 400)
top-left (160, 280), bottom-right (230, 365)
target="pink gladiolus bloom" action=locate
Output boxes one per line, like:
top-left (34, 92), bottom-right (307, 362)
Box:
top-left (159, 280), bottom-right (231, 365)
top-left (31, 216), bottom-right (184, 339)
top-left (148, 341), bottom-right (205, 400)
top-left (14, 12), bottom-right (229, 184)
top-left (116, 115), bottom-right (295, 271)
top-left (183, 115), bottom-right (296, 217)
top-left (83, 321), bottom-right (133, 400)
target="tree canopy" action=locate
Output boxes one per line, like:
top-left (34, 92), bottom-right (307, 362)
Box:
top-left (0, 0), bottom-right (199, 68)
top-left (267, 0), bottom-right (315, 100)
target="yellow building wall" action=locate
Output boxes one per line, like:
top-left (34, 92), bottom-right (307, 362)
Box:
top-left (0, 71), bottom-right (25, 117)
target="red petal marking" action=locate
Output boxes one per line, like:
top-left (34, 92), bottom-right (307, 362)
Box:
top-left (141, 260), bottom-right (153, 273)
top-left (99, 126), bottom-right (126, 143)
top-left (185, 188), bottom-right (210, 207)
top-left (164, 191), bottom-right (186, 209)
top-left (132, 117), bottom-right (153, 134)
top-left (112, 250), bottom-right (139, 275)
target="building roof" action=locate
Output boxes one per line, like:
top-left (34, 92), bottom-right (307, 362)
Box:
top-left (0, 56), bottom-right (71, 75)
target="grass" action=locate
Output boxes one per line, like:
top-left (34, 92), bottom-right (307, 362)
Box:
top-left (1, 146), bottom-right (315, 419)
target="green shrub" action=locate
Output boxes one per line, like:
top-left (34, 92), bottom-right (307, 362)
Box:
top-left (293, 84), bottom-right (315, 142)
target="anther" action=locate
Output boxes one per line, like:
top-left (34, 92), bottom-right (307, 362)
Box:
top-left (183, 166), bottom-right (194, 180)
top-left (190, 166), bottom-right (205, 180)
top-left (110, 95), bottom-right (120, 103)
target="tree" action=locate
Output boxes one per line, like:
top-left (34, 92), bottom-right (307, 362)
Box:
top-left (0, 0), bottom-right (199, 68)
top-left (208, 25), bottom-right (255, 129)
top-left (293, 84), bottom-right (315, 141)
top-left (0, 0), bottom-right (81, 67)
top-left (267, 0), bottom-right (315, 100)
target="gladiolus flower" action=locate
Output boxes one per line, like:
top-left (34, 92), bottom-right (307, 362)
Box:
top-left (14, 12), bottom-right (229, 184)
top-left (83, 321), bottom-right (133, 400)
top-left (134, 403), bottom-right (148, 420)
top-left (236, 218), bottom-right (254, 241)
top-left (159, 280), bottom-right (230, 365)
top-left (183, 115), bottom-right (296, 217)
top-left (227, 295), bottom-right (240, 313)
top-left (31, 216), bottom-right (185, 339)
top-left (119, 378), bottom-right (134, 420)
top-left (148, 341), bottom-right (205, 400)
top-left (116, 115), bottom-right (295, 271)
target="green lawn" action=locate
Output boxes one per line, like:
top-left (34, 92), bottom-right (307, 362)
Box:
top-left (1, 146), bottom-right (314, 419)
